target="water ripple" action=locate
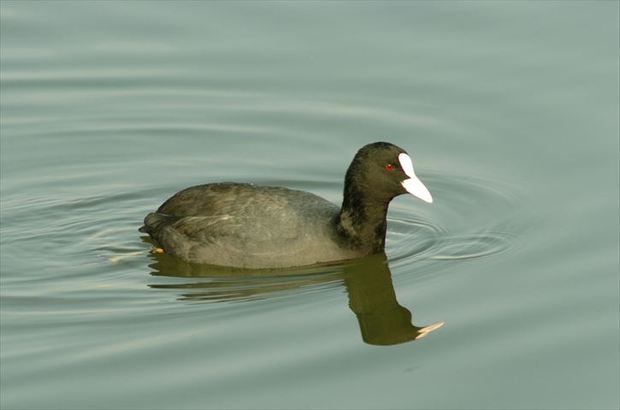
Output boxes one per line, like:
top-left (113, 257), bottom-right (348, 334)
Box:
top-left (386, 172), bottom-right (521, 268)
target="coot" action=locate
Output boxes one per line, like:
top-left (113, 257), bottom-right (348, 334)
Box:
top-left (140, 142), bottom-right (432, 268)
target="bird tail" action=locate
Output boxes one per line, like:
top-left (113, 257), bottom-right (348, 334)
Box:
top-left (139, 212), bottom-right (177, 235)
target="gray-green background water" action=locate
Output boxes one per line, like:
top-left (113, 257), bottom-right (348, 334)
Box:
top-left (1, 1), bottom-right (618, 409)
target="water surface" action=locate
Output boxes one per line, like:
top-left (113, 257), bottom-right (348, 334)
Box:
top-left (1, 2), bottom-right (618, 409)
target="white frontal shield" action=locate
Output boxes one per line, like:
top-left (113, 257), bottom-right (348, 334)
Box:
top-left (398, 153), bottom-right (433, 203)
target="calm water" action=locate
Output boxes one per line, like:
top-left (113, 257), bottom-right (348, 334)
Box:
top-left (1, 2), bottom-right (618, 409)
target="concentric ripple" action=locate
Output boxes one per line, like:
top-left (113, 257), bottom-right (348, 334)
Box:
top-left (127, 171), bottom-right (524, 303)
top-left (386, 172), bottom-right (522, 270)
top-left (1, 162), bottom-right (521, 302)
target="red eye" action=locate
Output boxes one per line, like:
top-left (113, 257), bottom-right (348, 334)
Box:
top-left (385, 163), bottom-right (394, 171)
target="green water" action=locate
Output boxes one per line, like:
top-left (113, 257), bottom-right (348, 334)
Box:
top-left (1, 2), bottom-right (618, 409)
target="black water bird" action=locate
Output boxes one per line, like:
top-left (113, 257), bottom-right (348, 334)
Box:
top-left (140, 142), bottom-right (433, 269)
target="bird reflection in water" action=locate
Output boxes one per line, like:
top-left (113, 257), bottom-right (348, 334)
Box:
top-left (147, 252), bottom-right (443, 346)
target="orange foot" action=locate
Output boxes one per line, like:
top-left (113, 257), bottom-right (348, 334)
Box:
top-left (151, 247), bottom-right (165, 254)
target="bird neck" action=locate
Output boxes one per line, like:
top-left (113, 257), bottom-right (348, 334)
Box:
top-left (335, 179), bottom-right (391, 254)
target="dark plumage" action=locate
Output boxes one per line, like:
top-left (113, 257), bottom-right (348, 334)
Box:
top-left (140, 142), bottom-right (432, 268)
